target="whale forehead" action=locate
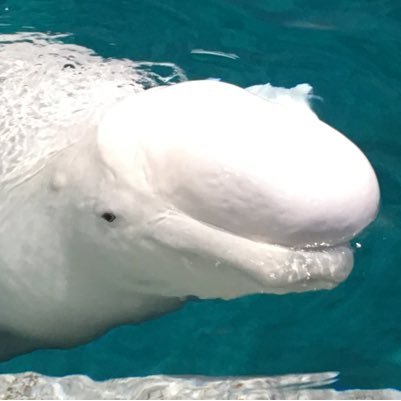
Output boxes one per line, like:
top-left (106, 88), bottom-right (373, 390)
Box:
top-left (166, 121), bottom-right (379, 248)
top-left (98, 80), bottom-right (380, 248)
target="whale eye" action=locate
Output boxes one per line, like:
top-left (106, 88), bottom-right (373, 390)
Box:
top-left (63, 63), bottom-right (75, 70)
top-left (101, 212), bottom-right (116, 223)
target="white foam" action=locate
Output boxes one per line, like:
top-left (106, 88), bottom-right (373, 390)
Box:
top-left (0, 372), bottom-right (399, 400)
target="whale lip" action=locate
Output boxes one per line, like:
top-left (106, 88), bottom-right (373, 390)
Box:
top-left (224, 237), bottom-right (355, 296)
top-left (146, 209), bottom-right (355, 300)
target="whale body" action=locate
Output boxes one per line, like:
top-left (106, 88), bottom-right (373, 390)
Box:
top-left (0, 34), bottom-right (380, 360)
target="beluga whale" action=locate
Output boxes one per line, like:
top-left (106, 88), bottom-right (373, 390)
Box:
top-left (0, 33), bottom-right (380, 360)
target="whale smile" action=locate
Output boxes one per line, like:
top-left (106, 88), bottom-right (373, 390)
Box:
top-left (144, 208), bottom-right (355, 299)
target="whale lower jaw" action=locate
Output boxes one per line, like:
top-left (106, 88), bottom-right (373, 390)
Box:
top-left (257, 243), bottom-right (354, 295)
top-left (205, 241), bottom-right (354, 299)
top-left (146, 211), bottom-right (354, 300)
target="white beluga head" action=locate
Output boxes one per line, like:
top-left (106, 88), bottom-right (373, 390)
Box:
top-left (0, 77), bottom-right (379, 359)
top-left (93, 80), bottom-right (379, 297)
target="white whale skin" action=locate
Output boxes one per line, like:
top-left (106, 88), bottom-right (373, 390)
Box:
top-left (0, 79), bottom-right (380, 360)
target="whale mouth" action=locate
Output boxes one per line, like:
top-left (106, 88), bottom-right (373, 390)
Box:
top-left (261, 241), bottom-right (354, 293)
top-left (147, 210), bottom-right (354, 300)
top-left (214, 237), bottom-right (355, 298)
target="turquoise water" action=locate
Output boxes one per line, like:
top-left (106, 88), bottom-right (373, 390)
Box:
top-left (1, 0), bottom-right (401, 391)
